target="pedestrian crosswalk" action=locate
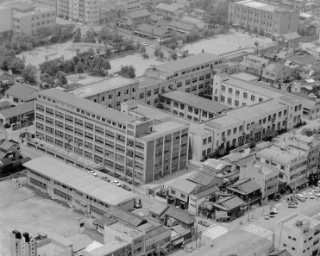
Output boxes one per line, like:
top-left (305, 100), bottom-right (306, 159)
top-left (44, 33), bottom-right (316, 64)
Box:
top-left (240, 223), bottom-right (273, 241)
top-left (203, 224), bottom-right (229, 240)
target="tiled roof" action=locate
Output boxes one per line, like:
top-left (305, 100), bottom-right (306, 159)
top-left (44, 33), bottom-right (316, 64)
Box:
top-left (0, 101), bottom-right (34, 119)
top-left (168, 20), bottom-right (195, 31)
top-left (5, 84), bottom-right (38, 99)
top-left (135, 24), bottom-right (169, 37)
top-left (168, 178), bottom-right (199, 194)
top-left (187, 171), bottom-right (223, 187)
top-left (155, 3), bottom-right (183, 12)
top-left (193, 186), bottom-right (219, 199)
top-left (145, 225), bottom-right (169, 239)
top-left (148, 203), bottom-right (169, 216)
top-left (126, 9), bottom-right (150, 19)
top-left (93, 214), bottom-right (117, 227)
top-left (213, 195), bottom-right (245, 211)
top-left (228, 178), bottom-right (261, 195)
top-left (106, 206), bottom-right (147, 227)
top-left (165, 207), bottom-right (196, 224)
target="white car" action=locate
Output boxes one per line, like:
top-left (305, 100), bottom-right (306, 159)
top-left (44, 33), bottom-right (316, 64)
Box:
top-left (302, 192), bottom-right (308, 199)
top-left (111, 180), bottom-right (121, 186)
top-left (313, 190), bottom-right (320, 197)
top-left (92, 172), bottom-right (97, 177)
top-left (142, 42), bottom-right (148, 46)
top-left (270, 207), bottom-right (278, 214)
top-left (308, 192), bottom-right (315, 199)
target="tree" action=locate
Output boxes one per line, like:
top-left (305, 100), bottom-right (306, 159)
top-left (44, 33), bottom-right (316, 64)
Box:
top-left (75, 62), bottom-right (85, 77)
top-left (89, 56), bottom-right (111, 76)
top-left (73, 28), bottom-right (82, 43)
top-left (139, 45), bottom-right (146, 53)
top-left (171, 52), bottom-right (177, 60)
top-left (118, 65), bottom-right (136, 78)
top-left (40, 72), bottom-right (55, 86)
top-left (55, 71), bottom-right (67, 85)
top-left (22, 64), bottom-right (37, 84)
top-left (158, 50), bottom-right (164, 59)
top-left (7, 57), bottom-right (25, 74)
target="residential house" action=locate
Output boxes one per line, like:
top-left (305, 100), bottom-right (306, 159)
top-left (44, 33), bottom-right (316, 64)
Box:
top-left (0, 71), bottom-right (14, 87)
top-left (144, 226), bottom-right (171, 256)
top-left (167, 20), bottom-right (199, 35)
top-left (167, 178), bottom-right (199, 209)
top-left (5, 84), bottom-right (38, 104)
top-left (155, 3), bottom-right (185, 19)
top-left (0, 101), bottom-right (34, 129)
top-left (118, 9), bottom-right (151, 29)
top-left (164, 207), bottom-right (196, 232)
top-left (274, 213), bottom-right (320, 256)
top-left (227, 178), bottom-right (262, 207)
top-left (170, 225), bottom-right (191, 248)
top-left (240, 55), bottom-right (269, 77)
top-left (240, 161), bottom-right (279, 202)
top-left (148, 203), bottom-right (169, 224)
top-left (211, 195), bottom-right (245, 220)
top-left (262, 63), bottom-right (293, 83)
top-left (256, 145), bottom-right (309, 191)
top-left (180, 16), bottom-right (205, 29)
top-left (188, 185), bottom-right (219, 215)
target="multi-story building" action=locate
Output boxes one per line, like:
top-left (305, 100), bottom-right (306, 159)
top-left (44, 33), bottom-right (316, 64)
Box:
top-left (31, 0), bottom-right (57, 11)
top-left (69, 76), bottom-right (139, 111)
top-left (228, 0), bottom-right (299, 36)
top-left (10, 231), bottom-right (37, 256)
top-left (159, 90), bottom-right (230, 123)
top-left (0, 6), bottom-right (12, 40)
top-left (139, 52), bottom-right (224, 106)
top-left (274, 213), bottom-right (320, 256)
top-left (240, 55), bottom-right (269, 76)
top-left (34, 88), bottom-right (189, 184)
top-left (124, 0), bottom-right (141, 12)
top-left (240, 161), bottom-right (279, 201)
top-left (4, 2), bottom-right (56, 37)
top-left (57, 0), bottom-right (99, 25)
top-left (256, 145), bottom-right (309, 190)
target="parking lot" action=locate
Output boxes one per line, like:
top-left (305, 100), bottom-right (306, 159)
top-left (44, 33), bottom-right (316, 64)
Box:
top-left (0, 180), bottom-right (83, 256)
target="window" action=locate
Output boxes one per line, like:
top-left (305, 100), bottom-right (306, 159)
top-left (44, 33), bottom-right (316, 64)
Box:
top-left (228, 88), bottom-right (233, 93)
top-left (203, 138), bottom-right (207, 145)
top-left (177, 82), bottom-right (182, 87)
top-left (171, 189), bottom-right (176, 194)
top-left (222, 85), bottom-right (226, 92)
top-left (243, 93), bottom-right (248, 99)
top-left (251, 95), bottom-right (255, 101)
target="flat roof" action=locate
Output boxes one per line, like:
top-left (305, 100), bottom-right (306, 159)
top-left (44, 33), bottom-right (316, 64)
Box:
top-left (281, 213), bottom-right (320, 230)
top-left (71, 76), bottom-right (137, 98)
top-left (161, 90), bottom-right (230, 114)
top-left (0, 101), bottom-right (34, 118)
top-left (237, 0), bottom-right (288, 12)
top-left (24, 156), bottom-right (137, 206)
top-left (140, 120), bottom-right (188, 140)
top-left (88, 242), bottom-right (129, 256)
top-left (39, 89), bottom-right (136, 124)
top-left (231, 72), bottom-right (258, 81)
top-left (168, 178), bottom-right (199, 194)
top-left (157, 52), bottom-right (223, 73)
top-left (257, 146), bottom-right (302, 164)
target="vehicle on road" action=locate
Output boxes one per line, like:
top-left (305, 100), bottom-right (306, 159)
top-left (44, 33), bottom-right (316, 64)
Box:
top-left (308, 192), bottom-right (315, 199)
top-left (111, 180), bottom-right (121, 186)
top-left (288, 203), bottom-right (297, 208)
top-left (302, 192), bottom-right (308, 198)
top-left (142, 42), bottom-right (148, 46)
top-left (313, 190), bottom-right (320, 197)
top-left (270, 207), bottom-right (278, 214)
top-left (101, 177), bottom-right (110, 182)
top-left (92, 172), bottom-right (97, 177)
top-left (263, 212), bottom-right (270, 220)
top-left (122, 184), bottom-right (132, 191)
top-left (296, 194), bottom-right (306, 202)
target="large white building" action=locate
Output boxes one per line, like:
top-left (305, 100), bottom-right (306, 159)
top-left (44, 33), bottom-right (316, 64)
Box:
top-left (275, 213), bottom-right (320, 256)
top-left (34, 88), bottom-right (189, 184)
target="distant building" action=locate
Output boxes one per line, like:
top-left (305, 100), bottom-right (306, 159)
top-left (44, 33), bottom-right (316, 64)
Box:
top-left (56, 0), bottom-right (99, 25)
top-left (10, 231), bottom-right (37, 256)
top-left (118, 8), bottom-right (151, 29)
top-left (228, 0), bottom-right (299, 36)
top-left (274, 213), bottom-right (320, 256)
top-left (3, 2), bottom-right (56, 37)
top-left (240, 55), bottom-right (269, 77)
top-left (167, 20), bottom-right (199, 35)
top-left (261, 63), bottom-right (293, 83)
top-left (133, 24), bottom-right (171, 42)
top-left (155, 3), bottom-right (185, 19)
top-left (5, 84), bottom-right (38, 104)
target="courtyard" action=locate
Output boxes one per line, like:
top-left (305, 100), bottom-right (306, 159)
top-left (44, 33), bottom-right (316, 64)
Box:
top-left (0, 179), bottom-right (82, 256)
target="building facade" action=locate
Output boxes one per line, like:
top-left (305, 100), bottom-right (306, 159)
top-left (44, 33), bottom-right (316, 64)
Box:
top-left (228, 0), bottom-right (299, 36)
top-left (32, 0), bottom-right (57, 11)
top-left (34, 89), bottom-right (189, 184)
top-left (274, 213), bottom-right (320, 256)
top-left (57, 0), bottom-right (99, 25)
top-left (0, 6), bottom-right (12, 40)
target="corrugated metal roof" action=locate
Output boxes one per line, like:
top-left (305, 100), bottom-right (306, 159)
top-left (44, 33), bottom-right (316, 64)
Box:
top-left (23, 156), bottom-right (137, 206)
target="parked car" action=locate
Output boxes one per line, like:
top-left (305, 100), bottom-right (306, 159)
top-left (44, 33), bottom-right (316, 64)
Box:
top-left (92, 172), bottom-right (97, 177)
top-left (296, 194), bottom-right (306, 202)
top-left (308, 192), bottom-right (315, 199)
top-left (142, 41), bottom-right (148, 46)
top-left (302, 192), bottom-right (308, 198)
top-left (122, 184), bottom-right (132, 191)
top-left (101, 176), bottom-right (110, 182)
top-left (198, 220), bottom-right (210, 227)
top-left (111, 180), bottom-right (121, 186)
top-left (313, 190), bottom-right (320, 197)
top-left (288, 203), bottom-right (297, 208)
top-left (270, 207), bottom-right (278, 214)
top-left (263, 212), bottom-right (270, 220)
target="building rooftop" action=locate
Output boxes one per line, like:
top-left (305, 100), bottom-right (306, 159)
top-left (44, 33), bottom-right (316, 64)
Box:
top-left (126, 8), bottom-right (150, 19)
top-left (168, 178), bottom-right (199, 194)
top-left (70, 76), bottom-right (137, 98)
top-left (106, 206), bottom-right (147, 227)
top-left (23, 156), bottom-right (137, 206)
top-left (135, 24), bottom-right (169, 37)
top-left (138, 76), bottom-right (163, 89)
top-left (4, 1), bottom-right (35, 12)
top-left (140, 120), bottom-right (188, 140)
top-left (228, 178), bottom-right (261, 195)
top-left (168, 20), bottom-right (196, 31)
top-left (282, 32), bottom-right (301, 41)
top-left (107, 221), bottom-right (144, 238)
top-left (148, 203), bottom-right (169, 216)
top-left (86, 241), bottom-right (129, 256)
top-left (145, 225), bottom-right (169, 239)
top-left (39, 88), bottom-right (136, 124)
top-left (5, 84), bottom-right (38, 100)
top-left (213, 195), bottom-right (245, 211)
top-left (237, 0), bottom-right (288, 12)
top-left (279, 213), bottom-right (320, 231)
top-left (155, 3), bottom-right (183, 12)
top-left (257, 145), bottom-right (306, 164)
top-left (187, 171), bottom-right (224, 187)
top-left (68, 234), bottom-right (92, 252)
top-left (0, 101), bottom-right (34, 119)
top-left (231, 72), bottom-right (259, 81)
top-left (161, 90), bottom-right (230, 114)
top-left (165, 207), bottom-right (196, 224)
top-left (157, 52), bottom-right (222, 73)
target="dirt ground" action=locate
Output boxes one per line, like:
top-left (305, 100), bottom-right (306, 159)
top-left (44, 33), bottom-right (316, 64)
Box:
top-left (0, 180), bottom-right (81, 256)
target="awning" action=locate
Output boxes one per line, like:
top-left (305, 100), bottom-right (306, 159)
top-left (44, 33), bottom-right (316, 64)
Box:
top-left (172, 238), bottom-right (184, 246)
top-left (288, 177), bottom-right (309, 190)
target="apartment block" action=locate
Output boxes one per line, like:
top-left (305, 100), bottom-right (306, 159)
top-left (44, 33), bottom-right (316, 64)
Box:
top-left (11, 231), bottom-right (37, 256)
top-left (4, 2), bottom-right (56, 37)
top-left (240, 161), bottom-right (279, 201)
top-left (274, 213), bottom-right (320, 256)
top-left (69, 76), bottom-right (139, 111)
top-left (228, 0), bottom-right (299, 36)
top-left (256, 145), bottom-right (309, 190)
top-left (159, 90), bottom-right (230, 123)
top-left (57, 0), bottom-right (99, 25)
top-left (139, 52), bottom-right (224, 106)
top-left (34, 89), bottom-right (189, 184)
